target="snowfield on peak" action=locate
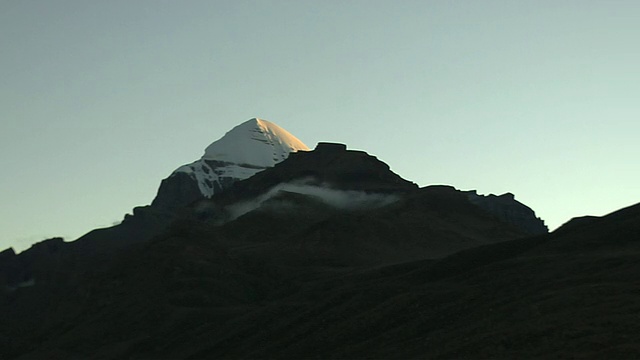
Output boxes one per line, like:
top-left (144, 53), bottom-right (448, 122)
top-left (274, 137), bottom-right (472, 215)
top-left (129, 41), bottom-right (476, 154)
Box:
top-left (173, 118), bottom-right (309, 197)
top-left (221, 180), bottom-right (400, 223)
top-left (203, 118), bottom-right (309, 167)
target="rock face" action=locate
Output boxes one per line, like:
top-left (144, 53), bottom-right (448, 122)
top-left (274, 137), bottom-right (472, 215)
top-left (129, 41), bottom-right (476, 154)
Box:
top-left (0, 248), bottom-right (18, 291)
top-left (151, 118), bottom-right (309, 210)
top-left (213, 142), bottom-right (419, 204)
top-left (465, 190), bottom-right (548, 235)
top-left (151, 171), bottom-right (206, 211)
top-left (1, 237), bottom-right (64, 292)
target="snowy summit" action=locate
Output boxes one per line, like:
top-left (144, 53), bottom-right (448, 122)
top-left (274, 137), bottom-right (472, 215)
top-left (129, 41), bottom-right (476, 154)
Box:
top-left (203, 118), bottom-right (309, 167)
top-left (174, 118), bottom-right (309, 197)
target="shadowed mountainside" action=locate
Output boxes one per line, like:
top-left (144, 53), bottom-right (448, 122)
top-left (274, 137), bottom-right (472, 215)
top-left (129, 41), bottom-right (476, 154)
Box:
top-left (1, 198), bottom-right (637, 358)
top-left (0, 143), bottom-right (559, 359)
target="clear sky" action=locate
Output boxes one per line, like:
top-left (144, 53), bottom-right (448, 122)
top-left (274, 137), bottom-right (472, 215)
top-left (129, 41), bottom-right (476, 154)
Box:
top-left (1, 1), bottom-right (639, 252)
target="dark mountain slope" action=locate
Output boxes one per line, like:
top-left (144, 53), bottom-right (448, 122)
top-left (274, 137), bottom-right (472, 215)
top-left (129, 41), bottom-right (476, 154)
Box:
top-left (213, 185), bottom-right (528, 266)
top-left (209, 142), bottom-right (419, 205)
top-left (0, 142), bottom-right (553, 359)
top-left (202, 201), bottom-right (640, 359)
top-left (0, 143), bottom-right (545, 292)
top-left (2, 199), bottom-right (636, 359)
top-left (0, 187), bottom-right (533, 359)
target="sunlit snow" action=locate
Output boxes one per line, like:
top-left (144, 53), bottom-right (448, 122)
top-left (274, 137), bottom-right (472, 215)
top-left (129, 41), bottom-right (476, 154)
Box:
top-left (203, 118), bottom-right (309, 166)
top-left (174, 118), bottom-right (309, 197)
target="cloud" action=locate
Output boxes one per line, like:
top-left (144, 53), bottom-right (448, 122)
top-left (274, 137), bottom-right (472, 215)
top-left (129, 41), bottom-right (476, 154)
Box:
top-left (221, 180), bottom-right (399, 223)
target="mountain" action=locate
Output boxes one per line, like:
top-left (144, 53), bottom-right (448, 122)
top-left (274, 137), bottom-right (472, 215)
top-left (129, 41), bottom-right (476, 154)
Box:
top-left (152, 118), bottom-right (309, 210)
top-left (0, 118), bottom-right (560, 359)
top-left (0, 119), bottom-right (310, 276)
top-left (2, 195), bottom-right (636, 359)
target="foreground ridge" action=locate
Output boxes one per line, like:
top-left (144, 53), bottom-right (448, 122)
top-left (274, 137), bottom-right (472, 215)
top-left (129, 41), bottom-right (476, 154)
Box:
top-left (0, 118), bottom-right (580, 359)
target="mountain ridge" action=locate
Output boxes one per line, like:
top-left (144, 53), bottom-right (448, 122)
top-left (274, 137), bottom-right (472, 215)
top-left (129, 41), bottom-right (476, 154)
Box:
top-left (0, 118), bottom-right (574, 359)
top-left (2, 191), bottom-right (637, 358)
top-left (152, 118), bottom-right (309, 210)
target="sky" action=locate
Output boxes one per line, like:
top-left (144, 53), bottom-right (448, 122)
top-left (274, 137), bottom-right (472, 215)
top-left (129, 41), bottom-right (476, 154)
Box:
top-left (1, 0), bottom-right (639, 252)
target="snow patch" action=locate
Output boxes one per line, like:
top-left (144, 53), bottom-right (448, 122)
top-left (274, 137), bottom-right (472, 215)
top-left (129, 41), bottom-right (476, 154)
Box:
top-left (175, 159), bottom-right (264, 197)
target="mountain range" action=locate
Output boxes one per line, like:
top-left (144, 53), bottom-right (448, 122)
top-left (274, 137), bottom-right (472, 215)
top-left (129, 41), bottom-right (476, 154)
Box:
top-left (1, 118), bottom-right (638, 359)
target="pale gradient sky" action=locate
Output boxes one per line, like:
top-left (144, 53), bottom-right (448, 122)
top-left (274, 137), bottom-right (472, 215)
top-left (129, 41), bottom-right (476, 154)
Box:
top-left (1, 1), bottom-right (639, 252)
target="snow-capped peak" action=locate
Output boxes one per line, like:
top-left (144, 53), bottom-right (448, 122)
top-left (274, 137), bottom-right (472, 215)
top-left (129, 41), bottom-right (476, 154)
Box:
top-left (172, 118), bottom-right (309, 197)
top-left (203, 118), bottom-right (309, 167)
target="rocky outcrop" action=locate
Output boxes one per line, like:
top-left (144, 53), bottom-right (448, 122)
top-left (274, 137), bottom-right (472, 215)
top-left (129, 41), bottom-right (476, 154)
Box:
top-left (215, 142), bottom-right (419, 204)
top-left (0, 248), bottom-right (19, 291)
top-left (0, 237), bottom-right (65, 292)
top-left (151, 171), bottom-right (206, 211)
top-left (150, 160), bottom-right (258, 211)
top-left (465, 190), bottom-right (548, 235)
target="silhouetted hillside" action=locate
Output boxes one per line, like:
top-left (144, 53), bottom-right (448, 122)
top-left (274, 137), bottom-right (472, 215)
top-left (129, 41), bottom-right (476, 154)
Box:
top-left (0, 143), bottom-right (564, 359)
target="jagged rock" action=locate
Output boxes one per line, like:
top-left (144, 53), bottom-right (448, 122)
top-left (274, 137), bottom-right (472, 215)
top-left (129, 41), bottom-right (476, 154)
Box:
top-left (151, 171), bottom-right (204, 211)
top-left (0, 248), bottom-right (18, 291)
top-left (465, 190), bottom-right (548, 235)
top-left (0, 237), bottom-right (65, 291)
top-left (215, 142), bottom-right (418, 205)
